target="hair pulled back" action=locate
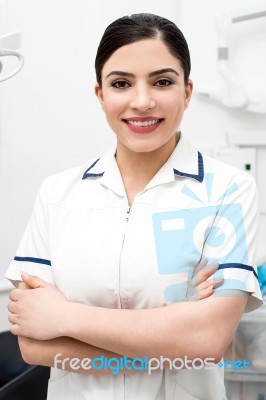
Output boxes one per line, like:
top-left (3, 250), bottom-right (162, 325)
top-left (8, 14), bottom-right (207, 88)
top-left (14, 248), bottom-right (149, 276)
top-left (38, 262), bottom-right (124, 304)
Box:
top-left (95, 13), bottom-right (191, 87)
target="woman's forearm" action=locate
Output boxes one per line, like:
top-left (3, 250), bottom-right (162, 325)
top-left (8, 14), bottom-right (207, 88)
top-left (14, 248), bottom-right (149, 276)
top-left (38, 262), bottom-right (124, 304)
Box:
top-left (16, 281), bottom-right (142, 376)
top-left (60, 294), bottom-right (247, 363)
top-left (11, 275), bottom-right (246, 364)
top-left (61, 302), bottom-right (209, 360)
top-left (18, 335), bottom-right (145, 376)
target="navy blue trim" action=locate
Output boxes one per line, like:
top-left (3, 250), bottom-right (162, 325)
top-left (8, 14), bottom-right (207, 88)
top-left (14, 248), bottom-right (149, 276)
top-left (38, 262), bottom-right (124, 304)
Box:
top-left (173, 152), bottom-right (204, 182)
top-left (218, 263), bottom-right (258, 279)
top-left (82, 158), bottom-right (104, 179)
top-left (14, 256), bottom-right (52, 266)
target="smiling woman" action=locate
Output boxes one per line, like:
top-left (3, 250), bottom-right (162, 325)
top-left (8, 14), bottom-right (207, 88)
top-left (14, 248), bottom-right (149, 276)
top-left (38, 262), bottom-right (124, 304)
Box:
top-left (5, 12), bottom-right (262, 400)
top-left (95, 38), bottom-right (192, 158)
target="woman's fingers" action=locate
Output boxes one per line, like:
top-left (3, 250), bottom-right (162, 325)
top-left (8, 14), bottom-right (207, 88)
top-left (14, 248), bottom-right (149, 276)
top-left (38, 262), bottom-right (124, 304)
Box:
top-left (193, 286), bottom-right (214, 301)
top-left (198, 262), bottom-right (219, 280)
top-left (8, 300), bottom-right (17, 313)
top-left (9, 289), bottom-right (20, 301)
top-left (188, 277), bottom-right (224, 300)
top-left (213, 277), bottom-right (224, 289)
top-left (188, 280), bottom-right (212, 300)
top-left (194, 258), bottom-right (208, 274)
top-left (190, 262), bottom-right (219, 288)
top-left (187, 260), bottom-right (222, 300)
top-left (197, 277), bottom-right (224, 293)
top-left (8, 312), bottom-right (19, 324)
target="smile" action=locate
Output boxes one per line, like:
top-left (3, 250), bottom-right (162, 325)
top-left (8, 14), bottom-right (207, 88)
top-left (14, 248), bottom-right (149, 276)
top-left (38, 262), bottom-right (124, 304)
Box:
top-left (127, 119), bottom-right (160, 127)
top-left (122, 117), bottom-right (164, 133)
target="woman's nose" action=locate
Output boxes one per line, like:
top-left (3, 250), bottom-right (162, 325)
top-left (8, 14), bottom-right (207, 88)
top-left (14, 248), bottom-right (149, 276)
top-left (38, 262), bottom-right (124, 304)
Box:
top-left (130, 85), bottom-right (155, 111)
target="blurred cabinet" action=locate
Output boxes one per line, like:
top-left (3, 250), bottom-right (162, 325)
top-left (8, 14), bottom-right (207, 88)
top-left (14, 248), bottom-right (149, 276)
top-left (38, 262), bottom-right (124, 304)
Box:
top-left (225, 304), bottom-right (266, 400)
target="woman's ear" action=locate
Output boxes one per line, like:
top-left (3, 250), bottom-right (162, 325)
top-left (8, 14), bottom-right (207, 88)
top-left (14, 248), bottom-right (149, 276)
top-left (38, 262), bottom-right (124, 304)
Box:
top-left (95, 83), bottom-right (105, 111)
top-left (184, 79), bottom-right (193, 109)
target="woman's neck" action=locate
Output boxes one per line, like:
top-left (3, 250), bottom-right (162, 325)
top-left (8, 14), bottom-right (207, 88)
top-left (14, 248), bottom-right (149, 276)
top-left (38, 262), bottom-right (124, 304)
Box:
top-left (115, 133), bottom-right (180, 205)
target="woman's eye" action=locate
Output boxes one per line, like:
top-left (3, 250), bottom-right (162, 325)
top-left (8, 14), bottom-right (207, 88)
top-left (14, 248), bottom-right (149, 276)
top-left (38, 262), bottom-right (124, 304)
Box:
top-left (155, 79), bottom-right (173, 87)
top-left (112, 80), bottom-right (130, 89)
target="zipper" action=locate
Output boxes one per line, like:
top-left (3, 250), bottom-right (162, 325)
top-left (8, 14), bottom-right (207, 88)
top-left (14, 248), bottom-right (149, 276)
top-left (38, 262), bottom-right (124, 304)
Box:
top-left (120, 204), bottom-right (132, 396)
top-left (126, 205), bottom-right (131, 222)
top-left (118, 204), bottom-right (132, 309)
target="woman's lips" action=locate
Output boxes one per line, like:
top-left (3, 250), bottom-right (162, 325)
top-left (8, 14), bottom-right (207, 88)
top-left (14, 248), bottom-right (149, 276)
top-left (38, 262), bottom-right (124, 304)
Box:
top-left (122, 117), bottom-right (164, 133)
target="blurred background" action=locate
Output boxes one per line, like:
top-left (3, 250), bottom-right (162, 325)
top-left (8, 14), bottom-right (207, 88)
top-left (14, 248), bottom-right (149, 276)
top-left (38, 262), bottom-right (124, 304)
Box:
top-left (0, 1), bottom-right (266, 398)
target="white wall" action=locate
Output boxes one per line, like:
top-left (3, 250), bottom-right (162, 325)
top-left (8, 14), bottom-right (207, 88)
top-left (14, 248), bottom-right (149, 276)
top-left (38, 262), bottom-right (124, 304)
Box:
top-left (0, 0), bottom-right (180, 330)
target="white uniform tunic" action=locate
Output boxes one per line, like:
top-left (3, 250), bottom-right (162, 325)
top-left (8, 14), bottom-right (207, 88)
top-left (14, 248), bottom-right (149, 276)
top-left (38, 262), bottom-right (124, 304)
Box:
top-left (5, 134), bottom-right (262, 400)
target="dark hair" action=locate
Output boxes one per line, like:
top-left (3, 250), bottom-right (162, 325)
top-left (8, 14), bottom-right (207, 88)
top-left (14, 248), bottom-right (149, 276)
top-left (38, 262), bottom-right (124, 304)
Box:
top-left (95, 13), bottom-right (191, 87)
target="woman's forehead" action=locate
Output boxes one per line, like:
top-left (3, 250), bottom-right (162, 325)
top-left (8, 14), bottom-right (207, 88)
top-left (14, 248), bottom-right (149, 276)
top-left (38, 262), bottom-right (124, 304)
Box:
top-left (102, 39), bottom-right (183, 77)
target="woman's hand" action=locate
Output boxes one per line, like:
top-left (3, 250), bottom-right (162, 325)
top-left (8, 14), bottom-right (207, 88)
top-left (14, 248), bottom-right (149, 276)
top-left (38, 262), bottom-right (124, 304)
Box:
top-left (8, 272), bottom-right (68, 340)
top-left (187, 259), bottom-right (223, 301)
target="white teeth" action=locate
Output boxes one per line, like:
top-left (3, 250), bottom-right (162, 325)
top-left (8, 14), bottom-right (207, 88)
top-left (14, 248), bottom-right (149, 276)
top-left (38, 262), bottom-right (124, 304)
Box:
top-left (127, 119), bottom-right (159, 126)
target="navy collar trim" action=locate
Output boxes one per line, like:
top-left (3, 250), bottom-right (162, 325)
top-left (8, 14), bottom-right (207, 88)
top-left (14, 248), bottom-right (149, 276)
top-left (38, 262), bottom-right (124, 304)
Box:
top-left (82, 158), bottom-right (104, 179)
top-left (82, 151), bottom-right (204, 183)
top-left (173, 152), bottom-right (204, 182)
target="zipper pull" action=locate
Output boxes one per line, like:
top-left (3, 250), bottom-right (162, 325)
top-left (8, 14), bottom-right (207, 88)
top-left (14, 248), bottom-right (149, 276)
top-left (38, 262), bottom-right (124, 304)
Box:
top-left (126, 206), bottom-right (131, 221)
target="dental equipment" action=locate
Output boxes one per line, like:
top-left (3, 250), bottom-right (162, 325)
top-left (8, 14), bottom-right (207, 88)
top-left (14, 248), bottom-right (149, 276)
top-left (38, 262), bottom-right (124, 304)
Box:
top-left (195, 7), bottom-right (266, 113)
top-left (0, 32), bottom-right (24, 82)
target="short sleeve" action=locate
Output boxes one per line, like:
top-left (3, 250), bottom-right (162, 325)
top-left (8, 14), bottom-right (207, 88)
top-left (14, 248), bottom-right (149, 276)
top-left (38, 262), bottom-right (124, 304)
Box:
top-left (4, 179), bottom-right (54, 287)
top-left (204, 174), bottom-right (263, 312)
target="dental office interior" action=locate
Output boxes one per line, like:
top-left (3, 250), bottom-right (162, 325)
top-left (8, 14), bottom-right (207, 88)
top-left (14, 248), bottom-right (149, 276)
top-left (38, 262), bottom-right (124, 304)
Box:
top-left (0, 0), bottom-right (266, 399)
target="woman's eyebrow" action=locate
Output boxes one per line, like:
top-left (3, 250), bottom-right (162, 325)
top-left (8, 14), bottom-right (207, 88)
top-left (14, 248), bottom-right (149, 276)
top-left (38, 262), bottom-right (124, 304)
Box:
top-left (105, 68), bottom-right (179, 79)
top-left (149, 68), bottom-right (179, 77)
top-left (106, 71), bottom-right (135, 79)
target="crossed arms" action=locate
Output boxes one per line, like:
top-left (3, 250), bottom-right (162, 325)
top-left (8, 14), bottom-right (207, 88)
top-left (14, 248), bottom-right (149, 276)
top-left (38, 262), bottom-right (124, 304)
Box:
top-left (8, 267), bottom-right (248, 376)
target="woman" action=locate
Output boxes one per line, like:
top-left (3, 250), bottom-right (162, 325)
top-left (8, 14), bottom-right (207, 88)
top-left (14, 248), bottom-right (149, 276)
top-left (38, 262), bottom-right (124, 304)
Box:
top-left (6, 13), bottom-right (262, 400)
